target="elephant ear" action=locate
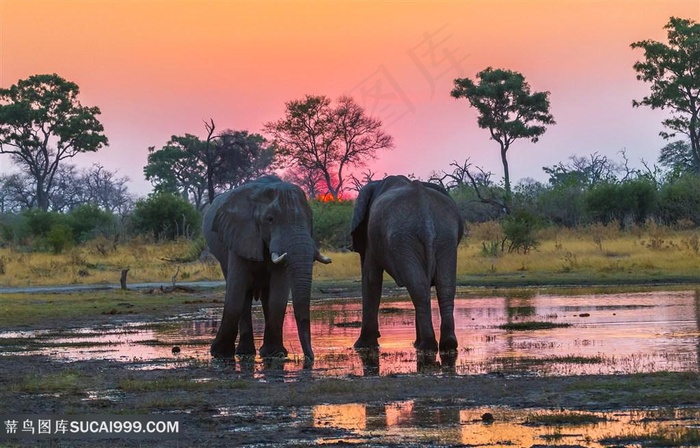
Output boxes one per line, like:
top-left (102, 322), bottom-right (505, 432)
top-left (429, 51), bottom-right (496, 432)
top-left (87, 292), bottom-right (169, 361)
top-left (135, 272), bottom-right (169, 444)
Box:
top-left (350, 181), bottom-right (379, 254)
top-left (213, 187), bottom-right (264, 261)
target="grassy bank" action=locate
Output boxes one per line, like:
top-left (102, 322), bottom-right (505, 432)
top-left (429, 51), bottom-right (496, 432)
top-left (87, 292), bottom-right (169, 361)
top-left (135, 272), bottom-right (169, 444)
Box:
top-left (1, 225), bottom-right (699, 289)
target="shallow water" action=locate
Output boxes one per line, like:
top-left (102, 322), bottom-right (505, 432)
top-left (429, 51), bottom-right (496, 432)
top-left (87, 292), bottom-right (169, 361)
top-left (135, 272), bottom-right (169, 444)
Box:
top-left (2, 290), bottom-right (700, 377)
top-left (307, 401), bottom-right (700, 447)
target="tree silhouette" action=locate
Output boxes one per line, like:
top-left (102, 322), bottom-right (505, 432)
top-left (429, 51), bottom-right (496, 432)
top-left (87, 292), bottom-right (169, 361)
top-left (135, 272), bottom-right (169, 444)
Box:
top-left (451, 68), bottom-right (555, 211)
top-left (0, 74), bottom-right (108, 210)
top-left (632, 17), bottom-right (700, 172)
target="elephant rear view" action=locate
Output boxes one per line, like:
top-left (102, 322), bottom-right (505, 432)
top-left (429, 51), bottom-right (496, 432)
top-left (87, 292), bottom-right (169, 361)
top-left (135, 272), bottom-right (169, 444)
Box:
top-left (351, 175), bottom-right (464, 354)
top-left (202, 175), bottom-right (330, 363)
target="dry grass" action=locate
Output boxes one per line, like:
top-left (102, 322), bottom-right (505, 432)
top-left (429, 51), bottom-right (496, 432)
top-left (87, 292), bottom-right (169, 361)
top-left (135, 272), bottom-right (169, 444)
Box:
top-left (1, 225), bottom-right (700, 287)
top-left (0, 237), bottom-right (222, 287)
top-left (460, 225), bottom-right (700, 280)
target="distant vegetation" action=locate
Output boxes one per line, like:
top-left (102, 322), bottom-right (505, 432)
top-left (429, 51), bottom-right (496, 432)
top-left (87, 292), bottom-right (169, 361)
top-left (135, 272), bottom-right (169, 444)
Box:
top-left (0, 16), bottom-right (697, 287)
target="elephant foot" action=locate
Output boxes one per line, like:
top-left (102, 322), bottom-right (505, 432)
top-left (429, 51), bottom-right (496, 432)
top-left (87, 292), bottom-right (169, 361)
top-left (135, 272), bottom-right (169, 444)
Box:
top-left (303, 356), bottom-right (314, 370)
top-left (235, 343), bottom-right (256, 357)
top-left (413, 338), bottom-right (439, 352)
top-left (439, 334), bottom-right (458, 352)
top-left (354, 336), bottom-right (379, 349)
top-left (259, 344), bottom-right (288, 358)
top-left (210, 340), bottom-right (236, 359)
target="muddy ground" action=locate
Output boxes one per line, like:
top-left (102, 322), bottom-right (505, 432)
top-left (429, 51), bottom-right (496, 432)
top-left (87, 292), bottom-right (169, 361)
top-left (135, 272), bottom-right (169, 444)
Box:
top-left (2, 288), bottom-right (700, 447)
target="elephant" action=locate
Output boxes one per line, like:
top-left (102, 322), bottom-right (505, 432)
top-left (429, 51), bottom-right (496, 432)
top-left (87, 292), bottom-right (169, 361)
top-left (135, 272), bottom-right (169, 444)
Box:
top-left (350, 175), bottom-right (464, 355)
top-left (202, 175), bottom-right (331, 362)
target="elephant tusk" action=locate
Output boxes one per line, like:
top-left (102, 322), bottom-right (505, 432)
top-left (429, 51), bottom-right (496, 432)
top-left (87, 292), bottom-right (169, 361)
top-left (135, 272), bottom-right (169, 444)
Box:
top-left (271, 252), bottom-right (287, 264)
top-left (315, 253), bottom-right (332, 264)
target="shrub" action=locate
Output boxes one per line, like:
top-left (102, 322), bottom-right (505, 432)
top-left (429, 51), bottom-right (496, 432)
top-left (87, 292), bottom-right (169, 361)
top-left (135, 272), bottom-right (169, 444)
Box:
top-left (68, 204), bottom-right (115, 242)
top-left (310, 199), bottom-right (354, 249)
top-left (585, 179), bottom-right (657, 227)
top-left (502, 209), bottom-right (540, 254)
top-left (45, 223), bottom-right (74, 254)
top-left (657, 174), bottom-right (700, 226)
top-left (130, 193), bottom-right (200, 241)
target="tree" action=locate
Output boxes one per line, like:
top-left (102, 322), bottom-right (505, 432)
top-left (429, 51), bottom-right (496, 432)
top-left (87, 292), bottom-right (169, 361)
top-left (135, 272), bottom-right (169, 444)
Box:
top-left (144, 124), bottom-right (276, 209)
top-left (543, 152), bottom-right (621, 190)
top-left (0, 172), bottom-right (35, 212)
top-left (632, 17), bottom-right (700, 172)
top-left (451, 68), bottom-right (555, 210)
top-left (0, 74), bottom-right (108, 210)
top-left (265, 95), bottom-right (394, 200)
top-left (657, 140), bottom-right (696, 175)
top-left (79, 163), bottom-right (133, 215)
top-left (144, 134), bottom-right (207, 209)
top-left (214, 129), bottom-right (276, 190)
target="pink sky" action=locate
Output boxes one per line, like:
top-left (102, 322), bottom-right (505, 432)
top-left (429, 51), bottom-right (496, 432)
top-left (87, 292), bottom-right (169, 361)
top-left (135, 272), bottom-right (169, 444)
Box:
top-left (2, 1), bottom-right (699, 196)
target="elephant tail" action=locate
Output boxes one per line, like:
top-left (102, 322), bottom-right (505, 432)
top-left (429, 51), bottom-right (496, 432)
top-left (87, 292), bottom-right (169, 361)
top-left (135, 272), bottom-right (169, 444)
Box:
top-left (418, 214), bottom-right (438, 282)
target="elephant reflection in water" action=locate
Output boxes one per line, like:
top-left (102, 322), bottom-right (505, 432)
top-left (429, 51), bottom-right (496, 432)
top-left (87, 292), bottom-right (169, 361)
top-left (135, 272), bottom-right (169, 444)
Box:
top-left (351, 175), bottom-right (464, 365)
top-left (202, 176), bottom-right (331, 364)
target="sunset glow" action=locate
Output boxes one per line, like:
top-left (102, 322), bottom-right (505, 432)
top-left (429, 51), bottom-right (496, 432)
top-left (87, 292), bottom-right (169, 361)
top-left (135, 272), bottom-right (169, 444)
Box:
top-left (1, 1), bottom-right (699, 195)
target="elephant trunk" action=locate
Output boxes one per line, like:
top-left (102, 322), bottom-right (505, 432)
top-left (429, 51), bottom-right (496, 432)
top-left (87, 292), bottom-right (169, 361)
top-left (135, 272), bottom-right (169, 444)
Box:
top-left (284, 233), bottom-right (315, 363)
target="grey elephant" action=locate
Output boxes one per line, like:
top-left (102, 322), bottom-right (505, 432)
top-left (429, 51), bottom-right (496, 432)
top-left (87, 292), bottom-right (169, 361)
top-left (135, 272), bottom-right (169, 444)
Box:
top-left (202, 175), bottom-right (331, 362)
top-left (350, 175), bottom-right (464, 354)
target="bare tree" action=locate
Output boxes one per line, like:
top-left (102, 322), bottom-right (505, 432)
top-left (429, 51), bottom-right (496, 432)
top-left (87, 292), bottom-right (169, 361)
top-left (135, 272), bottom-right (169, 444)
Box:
top-left (0, 172), bottom-right (35, 212)
top-left (350, 169), bottom-right (382, 193)
top-left (265, 95), bottom-right (393, 200)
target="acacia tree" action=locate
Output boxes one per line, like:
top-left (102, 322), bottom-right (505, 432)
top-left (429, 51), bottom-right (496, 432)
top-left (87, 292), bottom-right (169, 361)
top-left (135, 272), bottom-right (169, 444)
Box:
top-left (265, 95), bottom-right (394, 200)
top-left (0, 74), bottom-right (108, 210)
top-left (451, 68), bottom-right (555, 210)
top-left (632, 17), bottom-right (700, 171)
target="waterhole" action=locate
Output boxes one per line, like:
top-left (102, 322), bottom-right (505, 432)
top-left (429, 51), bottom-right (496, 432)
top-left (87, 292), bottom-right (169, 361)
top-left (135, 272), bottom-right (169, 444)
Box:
top-left (1, 290), bottom-right (699, 377)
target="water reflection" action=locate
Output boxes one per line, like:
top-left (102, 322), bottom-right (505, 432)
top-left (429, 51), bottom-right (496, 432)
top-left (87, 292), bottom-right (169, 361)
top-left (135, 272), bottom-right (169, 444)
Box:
top-left (312, 401), bottom-right (700, 447)
top-left (1, 290), bottom-right (699, 377)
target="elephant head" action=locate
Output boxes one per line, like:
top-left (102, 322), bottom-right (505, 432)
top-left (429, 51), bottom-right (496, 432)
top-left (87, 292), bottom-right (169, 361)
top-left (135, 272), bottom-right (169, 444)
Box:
top-left (208, 175), bottom-right (330, 362)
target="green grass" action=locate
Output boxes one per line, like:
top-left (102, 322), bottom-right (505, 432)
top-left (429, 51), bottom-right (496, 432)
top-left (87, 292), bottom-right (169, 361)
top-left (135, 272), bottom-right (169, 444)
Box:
top-left (13, 371), bottom-right (87, 394)
top-left (0, 289), bottom-right (214, 327)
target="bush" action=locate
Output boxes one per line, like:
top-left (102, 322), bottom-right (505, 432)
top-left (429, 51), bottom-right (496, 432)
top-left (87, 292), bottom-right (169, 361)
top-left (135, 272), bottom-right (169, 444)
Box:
top-left (502, 209), bottom-right (540, 254)
top-left (310, 199), bottom-right (354, 249)
top-left (68, 204), bottom-right (115, 242)
top-left (657, 174), bottom-right (700, 226)
top-left (585, 178), bottom-right (657, 227)
top-left (45, 223), bottom-right (74, 254)
top-left (130, 193), bottom-right (200, 241)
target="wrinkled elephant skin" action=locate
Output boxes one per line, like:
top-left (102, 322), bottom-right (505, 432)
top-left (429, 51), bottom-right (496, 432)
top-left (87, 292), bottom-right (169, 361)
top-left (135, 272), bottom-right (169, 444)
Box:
top-left (351, 175), bottom-right (464, 356)
top-left (202, 175), bottom-right (330, 363)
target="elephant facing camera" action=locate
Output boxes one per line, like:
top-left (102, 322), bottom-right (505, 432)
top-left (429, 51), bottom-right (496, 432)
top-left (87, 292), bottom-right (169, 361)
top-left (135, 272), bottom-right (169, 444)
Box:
top-left (202, 175), bottom-right (331, 363)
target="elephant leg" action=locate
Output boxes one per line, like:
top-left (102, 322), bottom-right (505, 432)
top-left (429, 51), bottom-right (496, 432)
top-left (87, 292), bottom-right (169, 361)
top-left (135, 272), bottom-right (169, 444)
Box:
top-left (235, 290), bottom-right (256, 356)
top-left (259, 270), bottom-right (289, 358)
top-left (435, 254), bottom-right (458, 353)
top-left (354, 261), bottom-right (383, 349)
top-left (211, 257), bottom-right (249, 358)
top-left (407, 279), bottom-right (438, 352)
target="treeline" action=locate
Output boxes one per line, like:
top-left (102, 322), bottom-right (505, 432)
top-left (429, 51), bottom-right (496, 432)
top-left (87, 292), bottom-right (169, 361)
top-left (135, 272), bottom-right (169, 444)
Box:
top-left (0, 16), bottom-right (697, 254)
